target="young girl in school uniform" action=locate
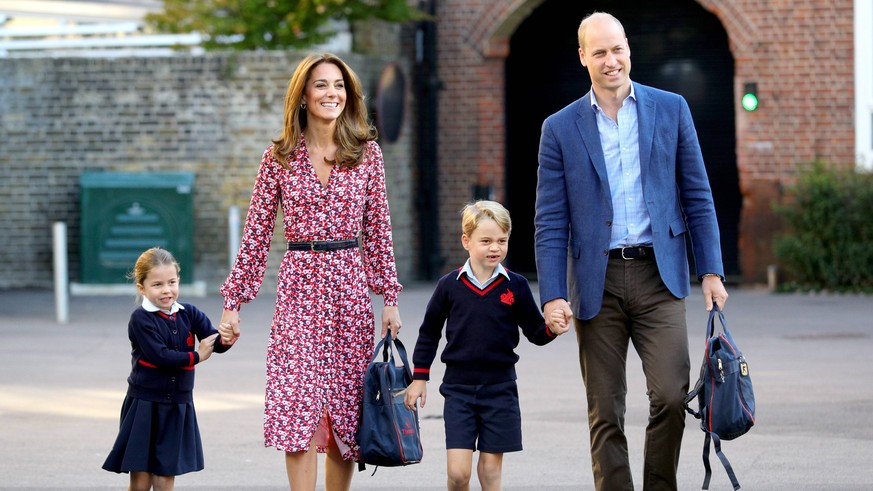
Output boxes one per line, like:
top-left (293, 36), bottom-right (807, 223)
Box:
top-left (102, 247), bottom-right (236, 491)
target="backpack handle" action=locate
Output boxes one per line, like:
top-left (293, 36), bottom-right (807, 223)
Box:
top-left (706, 303), bottom-right (729, 339)
top-left (370, 332), bottom-right (413, 378)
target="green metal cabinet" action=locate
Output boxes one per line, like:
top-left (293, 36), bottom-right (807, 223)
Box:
top-left (79, 172), bottom-right (195, 284)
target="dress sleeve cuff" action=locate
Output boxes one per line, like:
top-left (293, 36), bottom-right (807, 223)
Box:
top-left (223, 298), bottom-right (241, 311)
top-left (382, 291), bottom-right (399, 307)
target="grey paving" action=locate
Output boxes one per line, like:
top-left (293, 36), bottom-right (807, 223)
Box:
top-left (1, 284), bottom-right (871, 490)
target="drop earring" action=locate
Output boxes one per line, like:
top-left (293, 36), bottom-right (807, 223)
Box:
top-left (300, 102), bottom-right (307, 109)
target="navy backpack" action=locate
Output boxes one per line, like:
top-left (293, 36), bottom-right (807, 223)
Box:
top-left (685, 304), bottom-right (756, 490)
top-left (356, 333), bottom-right (423, 471)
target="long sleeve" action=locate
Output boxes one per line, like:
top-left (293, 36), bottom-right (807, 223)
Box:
top-left (674, 96), bottom-right (724, 278)
top-left (411, 279), bottom-right (449, 381)
top-left (535, 116), bottom-right (572, 306)
top-left (220, 147), bottom-right (282, 311)
top-left (514, 278), bottom-right (556, 346)
top-left (360, 141), bottom-right (403, 306)
top-left (185, 304), bottom-right (231, 354)
top-left (130, 309), bottom-right (198, 368)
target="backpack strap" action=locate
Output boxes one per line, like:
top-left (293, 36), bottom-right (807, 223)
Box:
top-left (703, 432), bottom-right (741, 490)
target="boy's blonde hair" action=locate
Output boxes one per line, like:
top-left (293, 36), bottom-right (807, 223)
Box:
top-left (461, 200), bottom-right (512, 237)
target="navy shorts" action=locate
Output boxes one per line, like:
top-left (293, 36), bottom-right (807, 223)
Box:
top-left (439, 380), bottom-right (522, 453)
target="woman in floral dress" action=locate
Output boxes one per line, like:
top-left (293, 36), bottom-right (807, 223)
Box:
top-left (218, 53), bottom-right (403, 491)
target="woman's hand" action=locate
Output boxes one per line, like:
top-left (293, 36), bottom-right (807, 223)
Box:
top-left (381, 305), bottom-right (402, 340)
top-left (219, 309), bottom-right (241, 345)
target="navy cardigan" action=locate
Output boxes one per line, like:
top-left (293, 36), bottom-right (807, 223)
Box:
top-left (125, 303), bottom-right (230, 404)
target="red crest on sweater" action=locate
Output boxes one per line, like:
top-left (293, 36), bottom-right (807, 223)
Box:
top-left (500, 289), bottom-right (515, 305)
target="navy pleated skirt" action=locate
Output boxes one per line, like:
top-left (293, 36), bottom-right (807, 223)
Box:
top-left (102, 395), bottom-right (204, 476)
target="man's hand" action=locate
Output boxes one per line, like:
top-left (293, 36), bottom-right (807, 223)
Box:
top-left (544, 298), bottom-right (573, 333)
top-left (702, 276), bottom-right (729, 311)
top-left (547, 307), bottom-right (570, 335)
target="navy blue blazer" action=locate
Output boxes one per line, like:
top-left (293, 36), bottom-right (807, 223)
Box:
top-left (534, 82), bottom-right (724, 320)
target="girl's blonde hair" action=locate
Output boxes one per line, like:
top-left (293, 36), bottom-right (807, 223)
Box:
top-left (461, 200), bottom-right (512, 237)
top-left (129, 247), bottom-right (180, 299)
top-left (271, 52), bottom-right (377, 169)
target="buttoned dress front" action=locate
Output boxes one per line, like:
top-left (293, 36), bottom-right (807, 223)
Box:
top-left (220, 137), bottom-right (402, 460)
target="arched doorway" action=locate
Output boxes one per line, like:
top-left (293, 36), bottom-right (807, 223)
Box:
top-left (505, 0), bottom-right (740, 279)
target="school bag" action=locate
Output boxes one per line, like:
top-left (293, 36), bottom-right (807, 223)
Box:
top-left (685, 304), bottom-right (756, 490)
top-left (356, 332), bottom-right (423, 471)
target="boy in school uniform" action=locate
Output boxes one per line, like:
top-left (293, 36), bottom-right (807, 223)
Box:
top-left (404, 200), bottom-right (569, 491)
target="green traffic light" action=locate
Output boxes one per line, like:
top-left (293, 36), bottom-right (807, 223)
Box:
top-left (742, 93), bottom-right (758, 111)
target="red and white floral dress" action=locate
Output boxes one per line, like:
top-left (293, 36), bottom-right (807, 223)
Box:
top-left (220, 136), bottom-right (402, 459)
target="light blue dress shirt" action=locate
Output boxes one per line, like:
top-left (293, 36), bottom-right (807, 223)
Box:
top-left (590, 84), bottom-right (653, 249)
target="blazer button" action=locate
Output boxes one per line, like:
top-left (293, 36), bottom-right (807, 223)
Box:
top-left (603, 249), bottom-right (609, 256)
top-left (606, 220), bottom-right (612, 226)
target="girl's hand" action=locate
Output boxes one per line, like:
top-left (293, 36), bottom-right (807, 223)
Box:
top-left (219, 309), bottom-right (241, 345)
top-left (198, 333), bottom-right (218, 363)
top-left (381, 306), bottom-right (402, 340)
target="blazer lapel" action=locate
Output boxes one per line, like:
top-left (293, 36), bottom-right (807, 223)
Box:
top-left (575, 92), bottom-right (609, 186)
top-left (634, 82), bottom-right (656, 182)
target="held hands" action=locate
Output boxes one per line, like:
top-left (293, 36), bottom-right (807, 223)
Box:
top-left (218, 309), bottom-right (241, 346)
top-left (381, 305), bottom-right (402, 340)
top-left (547, 307), bottom-right (571, 335)
top-left (544, 298), bottom-right (573, 336)
top-left (198, 333), bottom-right (218, 363)
top-left (404, 379), bottom-right (427, 409)
top-left (701, 276), bottom-right (729, 311)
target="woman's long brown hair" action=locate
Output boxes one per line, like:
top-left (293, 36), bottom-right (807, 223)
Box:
top-left (271, 53), bottom-right (377, 169)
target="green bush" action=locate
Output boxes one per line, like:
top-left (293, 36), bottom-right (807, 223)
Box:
top-left (774, 162), bottom-right (873, 292)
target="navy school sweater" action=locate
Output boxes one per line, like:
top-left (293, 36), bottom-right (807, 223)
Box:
top-left (411, 268), bottom-right (556, 385)
top-left (126, 303), bottom-right (230, 404)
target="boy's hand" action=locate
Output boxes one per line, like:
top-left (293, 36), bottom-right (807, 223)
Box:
top-left (198, 333), bottom-right (218, 363)
top-left (404, 379), bottom-right (427, 409)
top-left (548, 308), bottom-right (570, 336)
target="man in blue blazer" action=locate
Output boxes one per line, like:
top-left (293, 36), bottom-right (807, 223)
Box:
top-left (535, 12), bottom-right (729, 491)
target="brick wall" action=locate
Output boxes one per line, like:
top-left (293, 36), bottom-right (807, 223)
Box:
top-left (433, 0), bottom-right (855, 283)
top-left (0, 51), bottom-right (416, 292)
top-left (0, 0), bottom-right (858, 290)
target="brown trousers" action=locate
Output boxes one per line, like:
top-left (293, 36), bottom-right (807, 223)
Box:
top-left (574, 258), bottom-right (690, 491)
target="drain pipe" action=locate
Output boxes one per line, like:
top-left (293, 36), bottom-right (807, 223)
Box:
top-left (415, 0), bottom-right (443, 279)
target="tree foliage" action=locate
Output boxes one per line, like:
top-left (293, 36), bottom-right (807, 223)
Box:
top-left (146, 0), bottom-right (424, 50)
top-left (773, 162), bottom-right (873, 292)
